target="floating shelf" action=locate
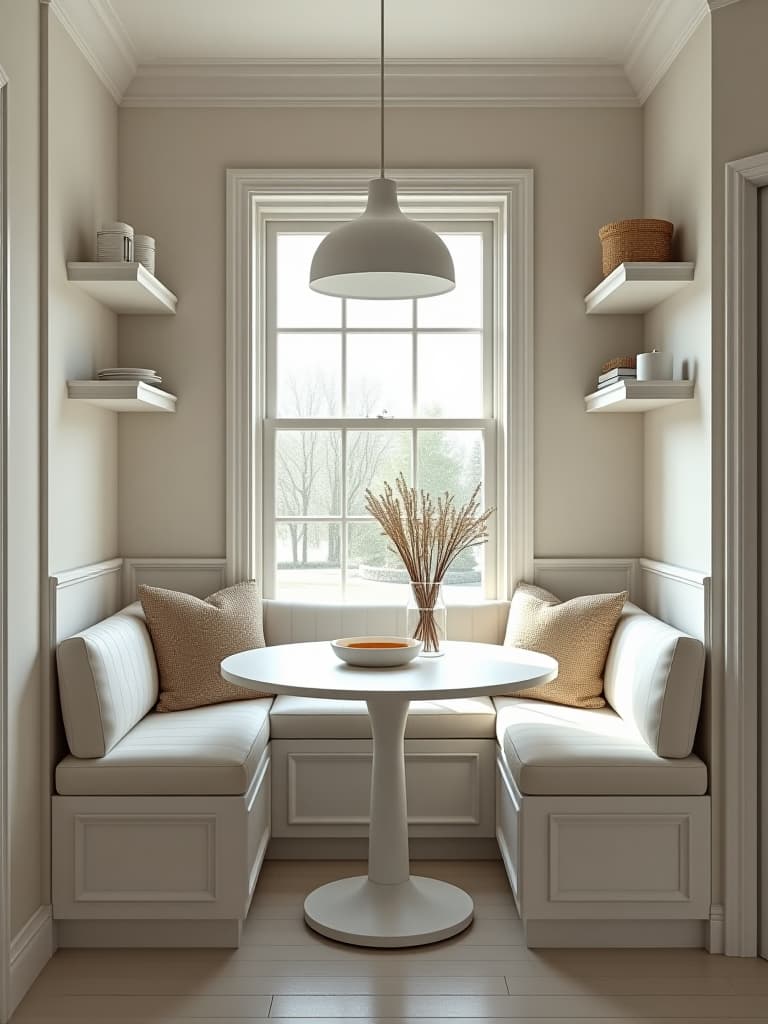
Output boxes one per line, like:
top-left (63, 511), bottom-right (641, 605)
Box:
top-left (67, 262), bottom-right (177, 315)
top-left (584, 262), bottom-right (695, 315)
top-left (585, 379), bottom-right (695, 413)
top-left (67, 380), bottom-right (177, 412)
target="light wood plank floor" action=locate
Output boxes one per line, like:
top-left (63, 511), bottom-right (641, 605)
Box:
top-left (14, 859), bottom-right (768, 1023)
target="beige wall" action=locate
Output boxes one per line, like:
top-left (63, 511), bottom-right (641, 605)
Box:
top-left (0, 0), bottom-right (42, 938)
top-left (643, 20), bottom-right (712, 574)
top-left (48, 16), bottom-right (118, 573)
top-left (118, 105), bottom-right (645, 567)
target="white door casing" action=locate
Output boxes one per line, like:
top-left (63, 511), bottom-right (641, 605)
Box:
top-left (0, 60), bottom-right (10, 1024)
top-left (722, 151), bottom-right (768, 957)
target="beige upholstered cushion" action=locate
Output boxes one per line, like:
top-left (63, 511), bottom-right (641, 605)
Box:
top-left (503, 583), bottom-right (627, 709)
top-left (139, 582), bottom-right (267, 712)
top-left (270, 695), bottom-right (497, 740)
top-left (56, 700), bottom-right (272, 796)
top-left (57, 603), bottom-right (158, 758)
top-left (604, 602), bottom-right (705, 757)
top-left (494, 698), bottom-right (707, 796)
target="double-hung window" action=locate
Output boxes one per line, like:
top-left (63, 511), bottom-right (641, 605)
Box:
top-left (263, 210), bottom-right (499, 604)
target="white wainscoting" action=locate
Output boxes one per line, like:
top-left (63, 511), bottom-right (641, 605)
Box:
top-left (533, 558), bottom-right (641, 602)
top-left (122, 557), bottom-right (227, 605)
top-left (639, 557), bottom-right (710, 644)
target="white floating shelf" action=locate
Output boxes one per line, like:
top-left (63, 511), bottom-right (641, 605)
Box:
top-left (585, 379), bottom-right (695, 413)
top-left (68, 380), bottom-right (177, 412)
top-left (67, 262), bottom-right (177, 315)
top-left (584, 262), bottom-right (695, 315)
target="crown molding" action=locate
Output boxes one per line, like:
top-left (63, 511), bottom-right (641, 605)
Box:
top-left (49, 0), bottom-right (136, 103)
top-left (122, 59), bottom-right (638, 109)
top-left (48, 0), bottom-right (724, 110)
top-left (625, 0), bottom-right (710, 104)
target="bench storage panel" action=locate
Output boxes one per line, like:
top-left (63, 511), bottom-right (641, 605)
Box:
top-left (271, 738), bottom-right (496, 839)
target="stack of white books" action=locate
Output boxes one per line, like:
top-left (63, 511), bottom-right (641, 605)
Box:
top-left (97, 367), bottom-right (163, 386)
top-left (596, 367), bottom-right (636, 390)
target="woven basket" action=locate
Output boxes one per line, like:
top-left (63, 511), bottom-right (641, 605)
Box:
top-left (598, 219), bottom-right (673, 277)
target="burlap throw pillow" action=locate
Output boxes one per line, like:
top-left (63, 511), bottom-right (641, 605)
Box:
top-left (504, 583), bottom-right (627, 709)
top-left (139, 581), bottom-right (267, 712)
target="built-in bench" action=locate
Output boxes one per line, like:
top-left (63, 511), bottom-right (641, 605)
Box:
top-left (52, 596), bottom-right (709, 949)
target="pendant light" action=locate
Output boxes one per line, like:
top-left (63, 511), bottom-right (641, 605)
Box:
top-left (309, 0), bottom-right (455, 299)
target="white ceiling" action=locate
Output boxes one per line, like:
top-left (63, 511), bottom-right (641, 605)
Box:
top-left (53, 0), bottom-right (720, 107)
top-left (108, 0), bottom-right (656, 63)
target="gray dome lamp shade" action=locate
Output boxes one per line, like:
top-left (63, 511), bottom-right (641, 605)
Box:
top-left (309, 1), bottom-right (455, 300)
top-left (309, 178), bottom-right (455, 299)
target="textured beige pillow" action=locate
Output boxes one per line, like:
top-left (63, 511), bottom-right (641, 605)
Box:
top-left (504, 583), bottom-right (627, 709)
top-left (139, 582), bottom-right (267, 712)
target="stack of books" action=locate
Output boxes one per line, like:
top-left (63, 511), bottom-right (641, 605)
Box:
top-left (597, 367), bottom-right (636, 390)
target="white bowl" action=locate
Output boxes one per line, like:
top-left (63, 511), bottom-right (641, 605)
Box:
top-left (331, 636), bottom-right (423, 668)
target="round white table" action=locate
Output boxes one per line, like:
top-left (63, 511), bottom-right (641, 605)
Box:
top-left (221, 639), bottom-right (557, 948)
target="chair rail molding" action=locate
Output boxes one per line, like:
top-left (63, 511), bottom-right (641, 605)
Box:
top-left (721, 150), bottom-right (768, 957)
top-left (225, 168), bottom-right (535, 598)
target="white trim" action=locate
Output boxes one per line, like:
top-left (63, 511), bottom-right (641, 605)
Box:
top-left (639, 557), bottom-right (709, 590)
top-left (708, 903), bottom-right (725, 954)
top-left (8, 907), bottom-right (54, 1017)
top-left (0, 61), bottom-right (8, 1024)
top-left (49, 0), bottom-right (135, 103)
top-left (122, 557), bottom-right (227, 604)
top-left (49, 557), bottom-right (122, 591)
top-left (226, 169), bottom-right (534, 598)
top-left (47, 2), bottom-right (720, 109)
top-left (721, 151), bottom-right (768, 957)
top-left (533, 557), bottom-right (641, 602)
top-left (625, 0), bottom-right (709, 105)
top-left (124, 59), bottom-right (638, 109)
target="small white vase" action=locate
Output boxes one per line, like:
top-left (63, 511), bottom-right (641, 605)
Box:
top-left (406, 582), bottom-right (446, 658)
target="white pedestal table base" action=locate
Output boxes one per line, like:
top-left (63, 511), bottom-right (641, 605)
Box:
top-left (304, 875), bottom-right (474, 948)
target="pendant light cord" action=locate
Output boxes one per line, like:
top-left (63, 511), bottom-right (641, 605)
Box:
top-left (380, 0), bottom-right (385, 178)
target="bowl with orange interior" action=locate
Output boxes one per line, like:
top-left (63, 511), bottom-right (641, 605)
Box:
top-left (330, 636), bottom-right (423, 668)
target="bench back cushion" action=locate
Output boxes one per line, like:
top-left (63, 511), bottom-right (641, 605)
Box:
top-left (57, 603), bottom-right (158, 758)
top-left (603, 603), bottom-right (705, 758)
top-left (262, 600), bottom-right (510, 646)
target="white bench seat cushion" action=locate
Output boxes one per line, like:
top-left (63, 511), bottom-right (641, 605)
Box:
top-left (495, 698), bottom-right (707, 796)
top-left (56, 699), bottom-right (272, 797)
top-left (269, 695), bottom-right (497, 739)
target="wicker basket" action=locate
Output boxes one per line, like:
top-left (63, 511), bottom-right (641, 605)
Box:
top-left (598, 219), bottom-right (673, 278)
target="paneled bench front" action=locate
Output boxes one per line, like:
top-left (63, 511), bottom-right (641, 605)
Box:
top-left (52, 598), bottom-right (709, 949)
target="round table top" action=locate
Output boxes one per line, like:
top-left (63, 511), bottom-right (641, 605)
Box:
top-left (221, 640), bottom-right (557, 701)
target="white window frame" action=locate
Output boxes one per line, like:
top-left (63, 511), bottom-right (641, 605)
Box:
top-left (226, 169), bottom-right (534, 601)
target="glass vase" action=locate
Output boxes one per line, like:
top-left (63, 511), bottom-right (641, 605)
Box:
top-left (406, 581), bottom-right (446, 657)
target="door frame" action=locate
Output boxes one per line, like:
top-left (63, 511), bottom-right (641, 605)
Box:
top-left (722, 151), bottom-right (768, 956)
top-left (0, 61), bottom-right (10, 1022)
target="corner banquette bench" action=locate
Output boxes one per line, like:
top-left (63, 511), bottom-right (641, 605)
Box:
top-left (52, 597), bottom-right (709, 949)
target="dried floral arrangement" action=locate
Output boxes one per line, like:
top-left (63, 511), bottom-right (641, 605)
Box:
top-left (364, 473), bottom-right (495, 652)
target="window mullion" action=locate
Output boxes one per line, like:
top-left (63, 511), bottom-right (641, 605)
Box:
top-left (340, 429), bottom-right (348, 598)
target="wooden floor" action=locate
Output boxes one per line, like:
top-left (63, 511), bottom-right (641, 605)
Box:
top-left (14, 859), bottom-right (768, 1022)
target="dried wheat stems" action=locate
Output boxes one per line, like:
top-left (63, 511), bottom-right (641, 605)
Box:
top-left (364, 473), bottom-right (494, 652)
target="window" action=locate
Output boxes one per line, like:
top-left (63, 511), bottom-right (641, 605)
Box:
top-left (226, 170), bottom-right (533, 605)
top-left (264, 221), bottom-right (496, 603)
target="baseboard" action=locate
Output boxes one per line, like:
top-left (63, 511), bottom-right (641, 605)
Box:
top-left (9, 906), bottom-right (55, 1014)
top-left (524, 918), bottom-right (707, 949)
top-left (267, 837), bottom-right (501, 860)
top-left (56, 917), bottom-right (241, 948)
top-left (707, 903), bottom-right (725, 953)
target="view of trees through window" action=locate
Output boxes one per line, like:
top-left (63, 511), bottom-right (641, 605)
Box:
top-left (267, 228), bottom-right (491, 602)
